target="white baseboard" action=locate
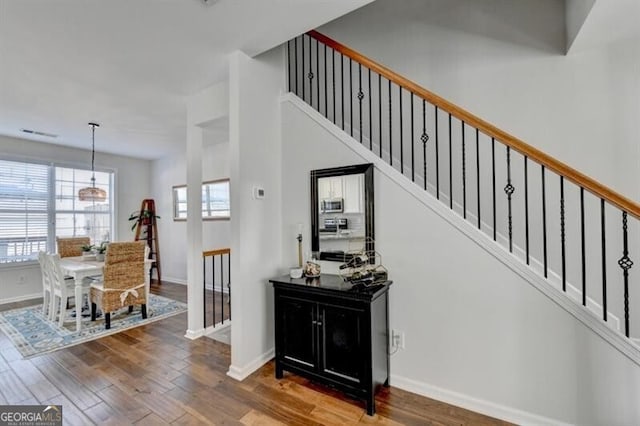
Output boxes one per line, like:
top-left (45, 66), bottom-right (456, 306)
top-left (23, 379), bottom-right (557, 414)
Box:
top-left (227, 347), bottom-right (275, 381)
top-left (184, 328), bottom-right (206, 340)
top-left (0, 293), bottom-right (41, 306)
top-left (162, 276), bottom-right (187, 285)
top-left (204, 320), bottom-right (232, 336)
top-left (391, 374), bottom-right (571, 426)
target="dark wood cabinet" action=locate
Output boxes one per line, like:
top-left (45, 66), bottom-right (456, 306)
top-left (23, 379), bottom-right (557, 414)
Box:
top-left (270, 274), bottom-right (391, 415)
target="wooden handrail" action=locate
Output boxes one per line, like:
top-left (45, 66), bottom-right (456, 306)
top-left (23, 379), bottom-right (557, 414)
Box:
top-left (203, 248), bottom-right (231, 257)
top-left (307, 30), bottom-right (640, 219)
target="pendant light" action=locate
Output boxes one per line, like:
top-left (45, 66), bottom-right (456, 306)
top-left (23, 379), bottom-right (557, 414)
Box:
top-left (78, 122), bottom-right (107, 202)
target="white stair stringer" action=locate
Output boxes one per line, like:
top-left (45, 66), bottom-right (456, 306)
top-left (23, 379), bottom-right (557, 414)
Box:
top-left (282, 92), bottom-right (640, 367)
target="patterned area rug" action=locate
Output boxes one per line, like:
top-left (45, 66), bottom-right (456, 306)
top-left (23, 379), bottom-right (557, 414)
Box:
top-left (0, 294), bottom-right (187, 359)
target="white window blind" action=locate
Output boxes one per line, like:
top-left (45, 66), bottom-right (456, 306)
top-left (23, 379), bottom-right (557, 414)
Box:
top-left (0, 159), bottom-right (49, 263)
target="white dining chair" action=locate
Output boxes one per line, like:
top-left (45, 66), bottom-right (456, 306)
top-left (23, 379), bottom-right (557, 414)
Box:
top-left (37, 251), bottom-right (52, 318)
top-left (45, 253), bottom-right (91, 327)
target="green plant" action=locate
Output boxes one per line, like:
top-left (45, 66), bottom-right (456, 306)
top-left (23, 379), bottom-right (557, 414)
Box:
top-left (81, 244), bottom-right (94, 253)
top-left (96, 242), bottom-right (108, 254)
top-left (128, 209), bottom-right (160, 231)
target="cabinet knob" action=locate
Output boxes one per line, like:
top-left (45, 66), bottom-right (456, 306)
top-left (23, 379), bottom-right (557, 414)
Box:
top-left (316, 322), bottom-right (322, 326)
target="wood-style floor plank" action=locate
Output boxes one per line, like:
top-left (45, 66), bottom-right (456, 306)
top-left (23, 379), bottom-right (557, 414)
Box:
top-left (0, 281), bottom-right (510, 426)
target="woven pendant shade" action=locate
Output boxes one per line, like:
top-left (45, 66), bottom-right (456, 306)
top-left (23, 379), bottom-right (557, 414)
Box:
top-left (78, 122), bottom-right (107, 202)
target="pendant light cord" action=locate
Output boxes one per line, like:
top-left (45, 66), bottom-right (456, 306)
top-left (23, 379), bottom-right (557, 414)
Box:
top-left (89, 122), bottom-right (99, 186)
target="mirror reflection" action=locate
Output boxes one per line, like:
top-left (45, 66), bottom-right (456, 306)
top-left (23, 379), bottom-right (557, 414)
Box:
top-left (311, 164), bottom-right (374, 262)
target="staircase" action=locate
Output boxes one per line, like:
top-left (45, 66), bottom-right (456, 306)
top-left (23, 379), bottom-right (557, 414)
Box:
top-left (287, 31), bottom-right (640, 350)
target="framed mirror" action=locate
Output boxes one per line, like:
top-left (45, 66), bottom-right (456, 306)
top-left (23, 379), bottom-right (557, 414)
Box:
top-left (311, 163), bottom-right (374, 262)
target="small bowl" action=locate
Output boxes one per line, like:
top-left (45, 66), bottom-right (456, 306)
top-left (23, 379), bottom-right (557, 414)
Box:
top-left (289, 267), bottom-right (303, 279)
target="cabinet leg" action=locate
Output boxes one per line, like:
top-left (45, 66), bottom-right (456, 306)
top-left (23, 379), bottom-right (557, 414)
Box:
top-left (365, 395), bottom-right (375, 416)
top-left (384, 377), bottom-right (390, 387)
top-left (275, 362), bottom-right (283, 379)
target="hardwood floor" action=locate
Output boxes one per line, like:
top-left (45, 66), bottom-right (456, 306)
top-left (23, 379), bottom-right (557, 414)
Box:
top-left (0, 282), bottom-right (510, 425)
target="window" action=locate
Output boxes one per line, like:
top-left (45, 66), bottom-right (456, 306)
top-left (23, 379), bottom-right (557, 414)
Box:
top-left (173, 179), bottom-right (230, 220)
top-left (0, 158), bottom-right (113, 264)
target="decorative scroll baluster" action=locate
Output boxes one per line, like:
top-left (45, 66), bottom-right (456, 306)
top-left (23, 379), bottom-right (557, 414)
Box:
top-left (308, 36), bottom-right (313, 106)
top-left (302, 35), bottom-right (306, 101)
top-left (618, 211), bottom-right (633, 337)
top-left (560, 176), bottom-right (566, 291)
top-left (504, 146), bottom-right (514, 253)
top-left (601, 199), bottom-right (607, 322)
top-left (358, 63), bottom-right (363, 144)
top-left (422, 100), bottom-right (429, 191)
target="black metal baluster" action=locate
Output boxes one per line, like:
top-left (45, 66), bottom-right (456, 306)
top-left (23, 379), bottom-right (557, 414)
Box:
top-left (316, 39), bottom-right (319, 111)
top-left (462, 121), bottom-right (466, 219)
top-left (350, 58), bottom-right (353, 137)
top-left (580, 188), bottom-right (586, 306)
top-left (287, 41), bottom-right (291, 92)
top-left (504, 147), bottom-right (514, 252)
top-left (618, 212), bottom-right (633, 337)
top-left (399, 86), bottom-right (403, 174)
top-left (368, 69), bottom-right (372, 150)
top-left (341, 55), bottom-right (344, 130)
top-left (542, 166), bottom-right (548, 277)
top-left (220, 254), bottom-right (224, 324)
top-left (476, 129), bottom-right (481, 229)
top-left (449, 114), bottom-right (453, 209)
top-left (524, 156), bottom-right (529, 264)
top-left (388, 80), bottom-right (392, 166)
top-left (379, 74), bottom-right (382, 158)
top-left (358, 63), bottom-right (363, 143)
top-left (203, 256), bottom-right (206, 327)
top-left (228, 252), bottom-right (231, 320)
top-left (212, 255), bottom-right (216, 324)
top-left (421, 100), bottom-right (428, 191)
top-left (601, 199), bottom-right (607, 321)
top-left (560, 176), bottom-right (566, 291)
top-left (324, 44), bottom-right (327, 117)
top-left (294, 37), bottom-right (298, 96)
top-left (308, 36), bottom-right (313, 107)
top-left (331, 49), bottom-right (335, 124)
top-left (435, 106), bottom-right (440, 200)
top-left (492, 138), bottom-right (496, 241)
top-left (302, 36), bottom-right (305, 101)
top-left (411, 93), bottom-right (415, 182)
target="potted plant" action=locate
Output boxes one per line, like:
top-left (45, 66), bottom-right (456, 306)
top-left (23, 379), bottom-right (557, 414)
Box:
top-left (95, 242), bottom-right (108, 261)
top-left (81, 244), bottom-right (94, 258)
top-left (128, 210), bottom-right (160, 231)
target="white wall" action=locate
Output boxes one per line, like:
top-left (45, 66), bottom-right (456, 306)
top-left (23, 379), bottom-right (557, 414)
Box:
top-left (151, 139), bottom-right (231, 284)
top-left (227, 47), bottom-right (284, 379)
top-left (319, 0), bottom-right (640, 201)
top-left (281, 98), bottom-right (640, 425)
top-left (0, 134), bottom-right (151, 303)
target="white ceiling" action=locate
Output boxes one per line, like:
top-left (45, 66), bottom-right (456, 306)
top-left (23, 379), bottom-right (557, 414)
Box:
top-left (0, 0), bottom-right (372, 160)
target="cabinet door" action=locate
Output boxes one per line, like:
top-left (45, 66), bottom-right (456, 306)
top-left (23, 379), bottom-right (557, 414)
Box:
top-left (319, 304), bottom-right (365, 384)
top-left (279, 296), bottom-right (317, 369)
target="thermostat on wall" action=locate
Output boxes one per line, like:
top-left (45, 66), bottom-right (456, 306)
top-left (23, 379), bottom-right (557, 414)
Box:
top-left (253, 186), bottom-right (265, 199)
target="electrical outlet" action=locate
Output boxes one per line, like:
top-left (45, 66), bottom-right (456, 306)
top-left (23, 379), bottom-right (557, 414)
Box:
top-left (17, 275), bottom-right (26, 285)
top-left (391, 329), bottom-right (405, 350)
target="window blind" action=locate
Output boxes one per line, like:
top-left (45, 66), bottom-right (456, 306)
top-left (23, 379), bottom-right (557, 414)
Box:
top-left (0, 160), bottom-right (49, 263)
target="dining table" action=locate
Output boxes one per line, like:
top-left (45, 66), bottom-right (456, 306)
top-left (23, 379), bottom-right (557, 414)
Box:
top-left (58, 256), bottom-right (153, 331)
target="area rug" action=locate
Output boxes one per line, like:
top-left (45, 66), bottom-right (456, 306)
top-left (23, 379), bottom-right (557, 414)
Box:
top-left (0, 294), bottom-right (187, 359)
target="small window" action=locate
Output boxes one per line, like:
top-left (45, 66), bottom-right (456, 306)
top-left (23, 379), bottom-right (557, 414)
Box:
top-left (173, 179), bottom-right (230, 221)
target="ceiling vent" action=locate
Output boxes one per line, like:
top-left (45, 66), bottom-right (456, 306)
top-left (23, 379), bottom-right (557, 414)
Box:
top-left (20, 129), bottom-right (58, 138)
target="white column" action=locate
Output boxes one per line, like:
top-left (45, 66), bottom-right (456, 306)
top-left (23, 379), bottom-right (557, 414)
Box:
top-left (185, 124), bottom-right (204, 339)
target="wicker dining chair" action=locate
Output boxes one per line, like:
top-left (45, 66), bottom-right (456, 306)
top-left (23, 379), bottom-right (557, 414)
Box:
top-left (56, 237), bottom-right (90, 258)
top-left (90, 241), bottom-right (147, 329)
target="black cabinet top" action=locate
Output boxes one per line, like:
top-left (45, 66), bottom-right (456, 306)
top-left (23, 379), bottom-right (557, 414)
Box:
top-left (270, 274), bottom-right (392, 301)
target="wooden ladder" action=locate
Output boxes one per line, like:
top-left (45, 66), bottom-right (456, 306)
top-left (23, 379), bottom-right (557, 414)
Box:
top-left (134, 199), bottom-right (161, 284)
